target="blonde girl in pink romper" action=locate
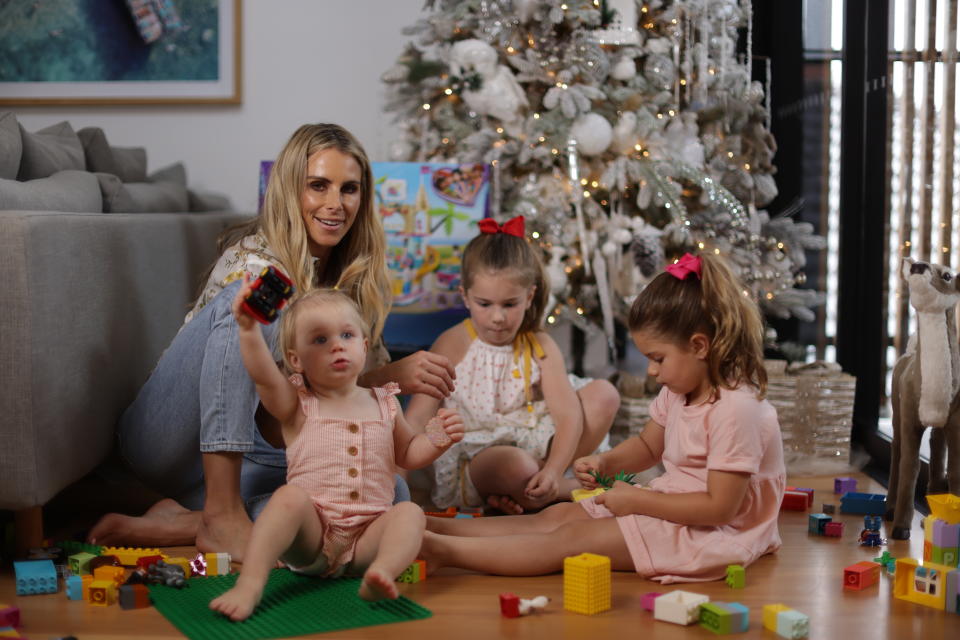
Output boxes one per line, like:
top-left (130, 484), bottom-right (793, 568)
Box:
top-left (406, 216), bottom-right (621, 514)
top-left (421, 253), bottom-right (786, 584)
top-left (210, 285), bottom-right (463, 622)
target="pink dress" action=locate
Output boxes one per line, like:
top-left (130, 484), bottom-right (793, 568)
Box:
top-left (284, 378), bottom-right (400, 576)
top-left (581, 385), bottom-right (786, 584)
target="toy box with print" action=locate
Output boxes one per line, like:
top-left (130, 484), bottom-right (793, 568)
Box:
top-left (372, 162), bottom-right (489, 313)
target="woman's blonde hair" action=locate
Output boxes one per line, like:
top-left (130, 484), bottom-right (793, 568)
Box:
top-left (460, 229), bottom-right (550, 335)
top-left (207, 123), bottom-right (390, 341)
top-left (278, 288), bottom-right (370, 376)
top-left (628, 253), bottom-right (768, 397)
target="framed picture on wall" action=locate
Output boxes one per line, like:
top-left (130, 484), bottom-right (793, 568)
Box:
top-left (0, 0), bottom-right (242, 105)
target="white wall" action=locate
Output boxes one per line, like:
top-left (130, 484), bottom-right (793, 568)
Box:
top-left (13, 0), bottom-right (426, 214)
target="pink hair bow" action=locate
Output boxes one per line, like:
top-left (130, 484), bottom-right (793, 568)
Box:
top-left (665, 253), bottom-right (702, 281)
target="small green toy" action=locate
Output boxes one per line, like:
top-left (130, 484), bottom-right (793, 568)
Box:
top-left (589, 469), bottom-right (637, 489)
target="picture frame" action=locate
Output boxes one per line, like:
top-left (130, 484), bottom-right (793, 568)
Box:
top-left (0, 0), bottom-right (242, 105)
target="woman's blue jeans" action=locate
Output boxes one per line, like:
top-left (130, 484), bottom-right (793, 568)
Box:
top-left (117, 280), bottom-right (409, 518)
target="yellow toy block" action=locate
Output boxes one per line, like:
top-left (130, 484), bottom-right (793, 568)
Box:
top-left (571, 487), bottom-right (606, 502)
top-left (0, 628), bottom-right (19, 637)
top-left (102, 546), bottom-right (162, 567)
top-left (893, 558), bottom-right (955, 610)
top-left (924, 515), bottom-right (936, 544)
top-left (563, 553), bottom-right (611, 615)
top-left (165, 556), bottom-right (192, 576)
top-left (205, 552), bottom-right (232, 575)
top-left (763, 603), bottom-right (791, 632)
top-left (87, 579), bottom-right (117, 606)
top-left (93, 565), bottom-right (125, 585)
top-left (80, 574), bottom-right (93, 601)
top-left (927, 494), bottom-right (960, 525)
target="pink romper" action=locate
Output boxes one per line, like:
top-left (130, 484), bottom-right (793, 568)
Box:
top-left (581, 385), bottom-right (786, 584)
top-left (285, 378), bottom-right (400, 577)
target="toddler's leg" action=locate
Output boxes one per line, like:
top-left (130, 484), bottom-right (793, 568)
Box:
top-left (573, 379), bottom-right (620, 458)
top-left (350, 502), bottom-right (426, 601)
top-left (428, 501), bottom-right (585, 536)
top-left (468, 446), bottom-right (552, 512)
top-left (209, 485), bottom-right (323, 622)
top-left (422, 516), bottom-right (633, 576)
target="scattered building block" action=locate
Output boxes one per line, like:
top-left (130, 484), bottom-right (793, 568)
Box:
top-left (119, 583), bottom-right (151, 610)
top-left (80, 574), bottom-right (93, 600)
top-left (822, 503), bottom-right (835, 514)
top-left (843, 561), bottom-right (881, 590)
top-left (563, 553), bottom-right (611, 615)
top-left (927, 493), bottom-right (960, 525)
top-left (786, 487), bottom-right (814, 507)
top-left (93, 565), bottom-right (125, 586)
top-left (68, 551), bottom-right (96, 575)
top-left (654, 590), bottom-right (709, 625)
top-left (87, 579), bottom-right (117, 606)
top-left (0, 604), bottom-right (19, 628)
top-left (640, 592), bottom-right (662, 611)
top-left (204, 552), bottom-right (232, 575)
top-left (0, 627), bottom-right (20, 638)
top-left (840, 492), bottom-right (886, 515)
top-left (397, 559), bottom-right (426, 583)
top-left (893, 558), bottom-right (957, 610)
top-left (946, 567), bottom-right (960, 614)
top-left (13, 559), bottom-right (57, 595)
top-left (808, 514), bottom-right (831, 535)
top-left (699, 601), bottom-right (749, 634)
top-left (499, 592), bottom-right (520, 618)
top-left (781, 491), bottom-right (808, 511)
top-left (102, 546), bottom-right (162, 567)
top-left (823, 522), bottom-right (844, 537)
top-left (65, 575), bottom-right (84, 600)
top-left (775, 608), bottom-right (809, 639)
top-left (762, 604), bottom-right (791, 632)
top-left (725, 564), bottom-right (745, 588)
top-left (834, 477), bottom-right (857, 494)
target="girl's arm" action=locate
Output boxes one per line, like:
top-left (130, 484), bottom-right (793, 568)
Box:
top-left (393, 403), bottom-right (465, 469)
top-left (403, 326), bottom-right (470, 430)
top-left (524, 332), bottom-right (584, 499)
top-left (231, 276), bottom-right (299, 425)
top-left (574, 419), bottom-right (665, 488)
top-left (359, 350), bottom-right (456, 400)
top-left (594, 469), bottom-right (751, 527)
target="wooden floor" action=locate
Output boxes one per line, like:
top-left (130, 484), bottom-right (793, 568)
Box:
top-left (2, 473), bottom-right (958, 639)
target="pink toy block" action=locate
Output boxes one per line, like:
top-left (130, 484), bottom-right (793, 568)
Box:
top-left (640, 592), bottom-right (662, 611)
top-left (824, 521), bottom-right (844, 537)
top-left (500, 592), bottom-right (520, 618)
top-left (0, 605), bottom-right (19, 628)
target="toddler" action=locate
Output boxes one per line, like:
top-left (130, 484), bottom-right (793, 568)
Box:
top-left (210, 282), bottom-right (463, 621)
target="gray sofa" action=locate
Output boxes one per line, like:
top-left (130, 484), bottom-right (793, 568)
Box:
top-left (0, 113), bottom-right (248, 550)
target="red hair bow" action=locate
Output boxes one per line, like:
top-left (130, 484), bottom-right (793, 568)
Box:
top-left (665, 253), bottom-right (702, 281)
top-left (478, 216), bottom-right (525, 238)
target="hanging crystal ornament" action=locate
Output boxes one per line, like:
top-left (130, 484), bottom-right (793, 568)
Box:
top-left (592, 248), bottom-right (616, 355)
top-left (566, 138), bottom-right (592, 277)
top-left (588, 0), bottom-right (641, 45)
top-left (744, 0), bottom-right (753, 80)
top-left (490, 146), bottom-right (503, 218)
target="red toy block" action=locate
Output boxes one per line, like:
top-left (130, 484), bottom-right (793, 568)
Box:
top-left (119, 583), bottom-right (151, 610)
top-left (500, 592), bottom-right (520, 618)
top-left (136, 555), bottom-right (164, 572)
top-left (0, 604), bottom-right (20, 628)
top-left (824, 521), bottom-right (844, 537)
top-left (843, 561), bottom-right (881, 590)
top-left (781, 490), bottom-right (808, 511)
top-left (786, 486), bottom-right (814, 507)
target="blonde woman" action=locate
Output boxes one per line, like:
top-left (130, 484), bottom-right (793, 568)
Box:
top-left (90, 124), bottom-right (455, 560)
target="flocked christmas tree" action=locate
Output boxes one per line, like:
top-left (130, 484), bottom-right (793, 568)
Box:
top-left (382, 0), bottom-right (824, 349)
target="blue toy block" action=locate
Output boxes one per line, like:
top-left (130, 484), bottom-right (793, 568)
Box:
top-left (66, 574), bottom-right (83, 600)
top-left (834, 477), bottom-right (857, 494)
top-left (863, 515), bottom-right (882, 531)
top-left (841, 492), bottom-right (886, 515)
top-left (14, 559), bottom-right (58, 595)
top-left (808, 514), bottom-right (831, 535)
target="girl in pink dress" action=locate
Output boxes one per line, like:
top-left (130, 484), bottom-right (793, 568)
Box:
top-left (421, 252), bottom-right (786, 584)
top-left (210, 284), bottom-right (464, 621)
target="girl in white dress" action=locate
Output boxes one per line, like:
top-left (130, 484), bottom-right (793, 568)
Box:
top-left (406, 216), bottom-right (619, 513)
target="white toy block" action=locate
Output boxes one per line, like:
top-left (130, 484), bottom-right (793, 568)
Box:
top-left (776, 609), bottom-right (809, 639)
top-left (653, 590), bottom-right (710, 625)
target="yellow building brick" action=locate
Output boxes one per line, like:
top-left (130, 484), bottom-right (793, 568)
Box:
top-left (563, 553), bottom-right (611, 615)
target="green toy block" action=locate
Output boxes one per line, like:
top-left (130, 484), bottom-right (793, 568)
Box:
top-left (725, 564), bottom-right (745, 588)
top-left (68, 551), bottom-right (97, 575)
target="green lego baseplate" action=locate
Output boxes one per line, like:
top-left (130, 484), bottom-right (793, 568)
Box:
top-left (55, 540), bottom-right (103, 556)
top-left (149, 568), bottom-right (431, 640)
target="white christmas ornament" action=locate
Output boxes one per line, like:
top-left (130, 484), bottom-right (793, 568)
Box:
top-left (515, 0), bottom-right (540, 23)
top-left (610, 56), bottom-right (637, 80)
top-left (589, 0), bottom-right (640, 45)
top-left (611, 112), bottom-right (638, 154)
top-left (570, 113), bottom-right (613, 156)
top-left (449, 39), bottom-right (528, 131)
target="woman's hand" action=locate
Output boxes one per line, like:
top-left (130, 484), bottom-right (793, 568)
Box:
top-left (389, 351), bottom-right (456, 399)
top-left (593, 481), bottom-right (641, 516)
top-left (231, 273), bottom-right (258, 332)
top-left (524, 469), bottom-right (560, 502)
top-left (573, 454), bottom-right (603, 489)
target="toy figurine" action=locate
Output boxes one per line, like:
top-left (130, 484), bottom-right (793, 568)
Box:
top-left (146, 560), bottom-right (186, 588)
top-left (887, 258), bottom-right (960, 539)
top-left (242, 266), bottom-right (295, 324)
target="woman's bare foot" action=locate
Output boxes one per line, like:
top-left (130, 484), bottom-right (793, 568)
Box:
top-left (197, 507), bottom-right (252, 563)
top-left (486, 494), bottom-right (524, 515)
top-left (209, 579), bottom-right (263, 621)
top-left (87, 498), bottom-right (199, 546)
top-left (358, 567), bottom-right (399, 601)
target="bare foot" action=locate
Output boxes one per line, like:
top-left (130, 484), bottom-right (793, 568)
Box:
top-left (87, 498), bottom-right (199, 547)
top-left (486, 494), bottom-right (524, 515)
top-left (419, 532), bottom-right (445, 576)
top-left (197, 507), bottom-right (252, 563)
top-left (358, 567), bottom-right (399, 601)
top-left (209, 579), bottom-right (263, 621)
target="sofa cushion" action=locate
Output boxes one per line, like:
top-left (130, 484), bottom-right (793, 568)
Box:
top-left (17, 121), bottom-right (85, 181)
top-left (95, 172), bottom-right (189, 213)
top-left (149, 161), bottom-right (187, 186)
top-left (188, 188), bottom-right (232, 212)
top-left (0, 170), bottom-right (102, 213)
top-left (77, 127), bottom-right (148, 183)
top-left (0, 112), bottom-right (22, 180)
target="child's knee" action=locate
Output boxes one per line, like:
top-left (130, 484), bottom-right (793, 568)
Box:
top-left (389, 501), bottom-right (426, 527)
top-left (272, 484), bottom-right (312, 510)
top-left (582, 380), bottom-right (620, 425)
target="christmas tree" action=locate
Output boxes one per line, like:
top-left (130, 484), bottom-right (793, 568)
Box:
top-left (382, 0), bottom-right (824, 347)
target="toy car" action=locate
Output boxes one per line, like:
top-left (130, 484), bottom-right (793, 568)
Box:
top-left (242, 266), bottom-right (295, 324)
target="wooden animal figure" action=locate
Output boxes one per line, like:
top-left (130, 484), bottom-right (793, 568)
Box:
top-left (887, 257), bottom-right (960, 539)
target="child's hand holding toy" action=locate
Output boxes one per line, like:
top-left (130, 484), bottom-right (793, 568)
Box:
top-left (424, 408), bottom-right (465, 449)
